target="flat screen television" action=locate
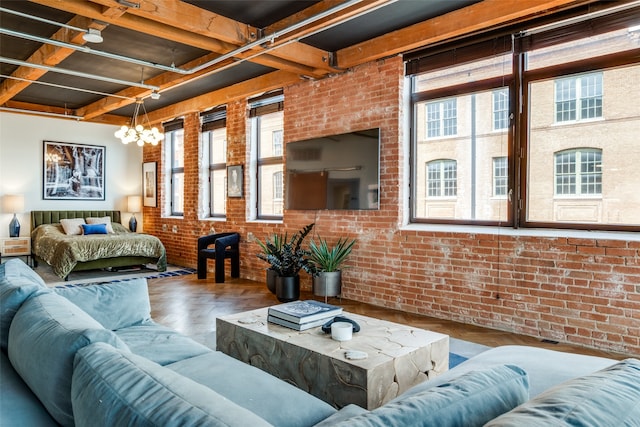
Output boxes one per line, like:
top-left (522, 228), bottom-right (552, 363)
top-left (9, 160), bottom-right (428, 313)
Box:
top-left (285, 128), bottom-right (380, 210)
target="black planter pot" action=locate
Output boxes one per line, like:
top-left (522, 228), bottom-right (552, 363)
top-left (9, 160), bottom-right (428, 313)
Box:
top-left (266, 268), bottom-right (277, 294)
top-left (275, 275), bottom-right (300, 302)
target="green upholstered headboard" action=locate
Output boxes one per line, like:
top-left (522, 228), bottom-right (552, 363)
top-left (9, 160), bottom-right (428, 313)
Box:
top-left (31, 211), bottom-right (121, 230)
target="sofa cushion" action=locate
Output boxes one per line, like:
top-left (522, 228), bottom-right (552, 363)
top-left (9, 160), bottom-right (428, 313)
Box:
top-left (400, 345), bottom-right (617, 398)
top-left (72, 342), bottom-right (273, 427)
top-left (167, 351), bottom-right (337, 427)
top-left (114, 322), bottom-right (212, 365)
top-left (486, 358), bottom-right (640, 427)
top-left (324, 365), bottom-right (529, 427)
top-left (0, 259), bottom-right (49, 352)
top-left (54, 278), bottom-right (151, 330)
top-left (7, 292), bottom-right (130, 427)
top-left (0, 351), bottom-right (58, 426)
top-left (312, 404), bottom-right (368, 427)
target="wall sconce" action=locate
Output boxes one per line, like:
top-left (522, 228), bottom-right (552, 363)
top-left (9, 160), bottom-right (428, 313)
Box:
top-left (3, 195), bottom-right (25, 237)
top-left (127, 195), bottom-right (142, 232)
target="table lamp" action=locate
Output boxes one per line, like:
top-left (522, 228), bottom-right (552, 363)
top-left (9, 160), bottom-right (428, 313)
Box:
top-left (3, 195), bottom-right (24, 237)
top-left (127, 195), bottom-right (142, 232)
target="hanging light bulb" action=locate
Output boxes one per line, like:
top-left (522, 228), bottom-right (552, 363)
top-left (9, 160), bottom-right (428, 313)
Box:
top-left (115, 99), bottom-right (164, 146)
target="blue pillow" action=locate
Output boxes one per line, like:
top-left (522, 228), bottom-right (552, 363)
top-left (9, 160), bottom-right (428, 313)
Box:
top-left (81, 223), bottom-right (108, 235)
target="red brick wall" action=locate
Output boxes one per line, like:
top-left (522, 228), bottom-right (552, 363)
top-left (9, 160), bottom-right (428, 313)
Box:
top-left (143, 56), bottom-right (640, 356)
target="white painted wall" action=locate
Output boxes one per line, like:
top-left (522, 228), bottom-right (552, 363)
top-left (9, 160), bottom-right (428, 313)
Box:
top-left (0, 112), bottom-right (143, 237)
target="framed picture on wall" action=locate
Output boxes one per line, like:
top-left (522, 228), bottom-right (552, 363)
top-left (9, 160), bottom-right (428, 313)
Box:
top-left (227, 165), bottom-right (243, 198)
top-left (143, 162), bottom-right (157, 207)
top-left (43, 141), bottom-right (105, 200)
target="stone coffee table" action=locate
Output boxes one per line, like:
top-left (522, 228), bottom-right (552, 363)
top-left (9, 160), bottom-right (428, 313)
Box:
top-left (216, 307), bottom-right (449, 409)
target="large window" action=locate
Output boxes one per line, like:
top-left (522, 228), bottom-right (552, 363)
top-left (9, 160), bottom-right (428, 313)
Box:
top-left (164, 119), bottom-right (184, 216)
top-left (201, 108), bottom-right (227, 217)
top-left (249, 92), bottom-right (284, 219)
top-left (408, 7), bottom-right (639, 230)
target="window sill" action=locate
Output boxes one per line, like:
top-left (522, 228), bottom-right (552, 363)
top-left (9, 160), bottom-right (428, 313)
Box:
top-left (402, 223), bottom-right (640, 242)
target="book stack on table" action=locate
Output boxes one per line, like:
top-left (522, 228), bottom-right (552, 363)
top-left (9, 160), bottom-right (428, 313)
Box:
top-left (267, 300), bottom-right (342, 331)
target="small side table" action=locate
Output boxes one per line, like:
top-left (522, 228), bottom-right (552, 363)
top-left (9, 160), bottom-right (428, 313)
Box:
top-left (0, 237), bottom-right (32, 267)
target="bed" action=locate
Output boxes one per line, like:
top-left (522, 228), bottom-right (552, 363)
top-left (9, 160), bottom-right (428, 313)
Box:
top-left (31, 210), bottom-right (167, 279)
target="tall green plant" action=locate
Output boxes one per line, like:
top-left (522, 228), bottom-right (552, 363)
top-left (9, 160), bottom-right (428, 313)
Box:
top-left (308, 236), bottom-right (356, 274)
top-left (256, 223), bottom-right (315, 277)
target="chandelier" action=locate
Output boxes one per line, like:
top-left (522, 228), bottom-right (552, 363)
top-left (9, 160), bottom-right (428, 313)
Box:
top-left (114, 99), bottom-right (164, 146)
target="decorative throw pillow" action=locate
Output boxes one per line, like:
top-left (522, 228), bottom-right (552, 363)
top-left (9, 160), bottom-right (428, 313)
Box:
top-left (60, 218), bottom-right (85, 235)
top-left (85, 216), bottom-right (115, 233)
top-left (81, 223), bottom-right (108, 235)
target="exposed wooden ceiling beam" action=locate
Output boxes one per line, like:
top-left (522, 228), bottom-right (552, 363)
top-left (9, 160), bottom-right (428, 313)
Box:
top-left (336, 0), bottom-right (599, 68)
top-left (88, 0), bottom-right (256, 45)
top-left (144, 70), bottom-right (303, 125)
top-left (263, 0), bottom-right (391, 47)
top-left (77, 52), bottom-right (238, 120)
top-left (30, 0), bottom-right (336, 75)
top-left (0, 15), bottom-right (113, 104)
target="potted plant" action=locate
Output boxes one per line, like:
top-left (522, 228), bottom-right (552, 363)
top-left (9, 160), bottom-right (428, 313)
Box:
top-left (308, 236), bottom-right (356, 299)
top-left (255, 232), bottom-right (285, 294)
top-left (256, 223), bottom-right (315, 302)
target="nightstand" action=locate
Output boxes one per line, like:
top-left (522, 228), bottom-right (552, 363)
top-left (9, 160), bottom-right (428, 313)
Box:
top-left (0, 237), bottom-right (32, 266)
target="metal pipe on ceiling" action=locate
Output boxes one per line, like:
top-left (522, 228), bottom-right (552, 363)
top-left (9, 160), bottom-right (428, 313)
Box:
top-left (0, 74), bottom-right (136, 100)
top-left (0, 57), bottom-right (160, 90)
top-left (0, 6), bottom-right (87, 33)
top-left (0, 0), bottom-right (396, 111)
top-left (0, 0), bottom-right (372, 77)
top-left (0, 106), bottom-right (83, 120)
top-left (0, 27), bottom-right (185, 74)
top-left (148, 0), bottom-right (400, 97)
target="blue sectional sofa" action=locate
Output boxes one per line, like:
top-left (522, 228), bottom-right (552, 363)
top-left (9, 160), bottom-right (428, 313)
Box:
top-left (2, 258), bottom-right (640, 426)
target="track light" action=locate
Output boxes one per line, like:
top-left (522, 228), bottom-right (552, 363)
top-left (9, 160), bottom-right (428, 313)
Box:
top-left (150, 91), bottom-right (161, 100)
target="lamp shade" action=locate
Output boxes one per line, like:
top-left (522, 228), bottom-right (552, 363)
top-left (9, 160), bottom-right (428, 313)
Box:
top-left (128, 195), bottom-right (142, 213)
top-left (3, 195), bottom-right (24, 213)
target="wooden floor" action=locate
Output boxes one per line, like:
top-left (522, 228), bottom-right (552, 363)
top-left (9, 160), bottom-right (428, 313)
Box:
top-left (147, 273), bottom-right (630, 360)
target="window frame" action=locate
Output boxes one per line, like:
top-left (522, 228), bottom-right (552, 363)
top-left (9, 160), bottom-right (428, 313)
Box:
top-left (407, 7), bottom-right (639, 231)
top-left (249, 92), bottom-right (284, 220)
top-left (165, 128), bottom-right (184, 216)
top-left (201, 108), bottom-right (227, 218)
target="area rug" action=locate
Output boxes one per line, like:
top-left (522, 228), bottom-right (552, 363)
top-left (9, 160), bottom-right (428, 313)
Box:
top-left (36, 264), bottom-right (195, 288)
top-left (449, 337), bottom-right (490, 368)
